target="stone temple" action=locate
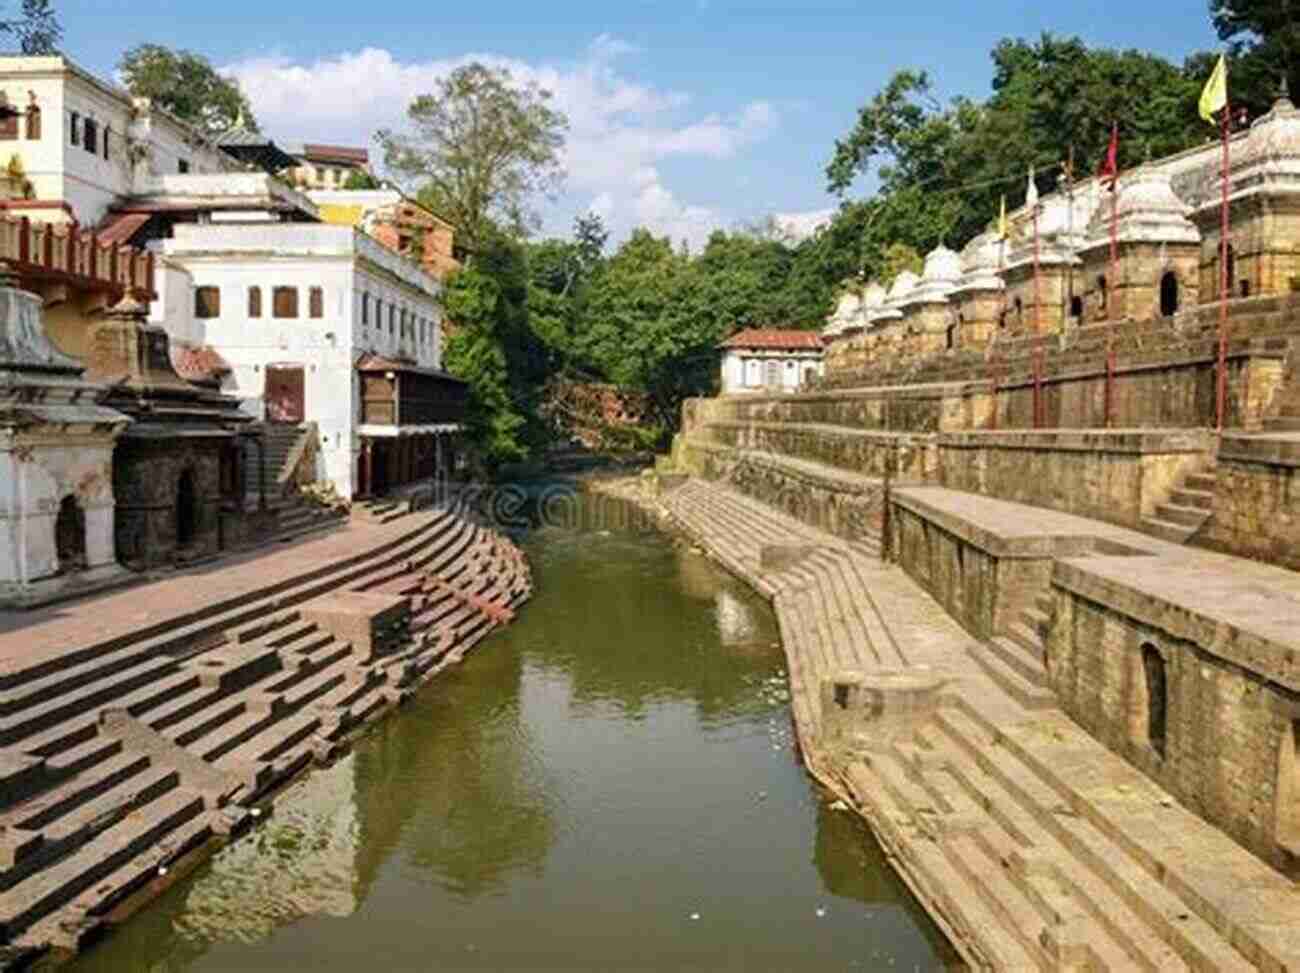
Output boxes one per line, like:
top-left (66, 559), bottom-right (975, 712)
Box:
top-left (657, 87), bottom-right (1300, 968)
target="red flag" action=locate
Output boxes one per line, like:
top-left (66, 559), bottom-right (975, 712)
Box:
top-left (1098, 122), bottom-right (1119, 188)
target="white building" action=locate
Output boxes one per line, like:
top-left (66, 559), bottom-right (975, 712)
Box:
top-left (0, 55), bottom-right (241, 227)
top-left (718, 328), bottom-right (824, 394)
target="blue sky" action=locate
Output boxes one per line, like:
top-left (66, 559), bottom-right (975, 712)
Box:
top-left (62, 1), bottom-right (1222, 247)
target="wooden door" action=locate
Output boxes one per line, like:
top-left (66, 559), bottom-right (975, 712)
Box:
top-left (265, 366), bottom-right (305, 424)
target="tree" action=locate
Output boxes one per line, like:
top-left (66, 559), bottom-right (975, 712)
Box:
top-left (118, 44), bottom-right (257, 136)
top-left (342, 169), bottom-right (380, 190)
top-left (3, 0), bottom-right (59, 54)
top-left (1209, 0), bottom-right (1300, 118)
top-left (379, 63), bottom-right (568, 255)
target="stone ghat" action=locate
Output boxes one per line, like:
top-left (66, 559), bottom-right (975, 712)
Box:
top-left (658, 477), bottom-right (1300, 971)
top-left (0, 503), bottom-right (532, 966)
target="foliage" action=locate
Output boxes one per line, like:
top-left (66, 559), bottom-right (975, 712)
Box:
top-left (1209, 0), bottom-right (1300, 118)
top-left (2, 0), bottom-right (58, 54)
top-left (379, 63), bottom-right (568, 254)
top-left (342, 169), bottom-right (380, 190)
top-left (118, 44), bottom-right (258, 136)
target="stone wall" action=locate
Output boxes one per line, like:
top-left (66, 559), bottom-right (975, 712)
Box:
top-left (113, 437), bottom-right (226, 567)
top-left (698, 421), bottom-right (934, 481)
top-left (1048, 559), bottom-right (1300, 875)
top-left (1197, 435), bottom-right (1300, 569)
top-left (936, 429), bottom-right (1210, 529)
top-left (676, 439), bottom-right (883, 542)
top-left (697, 381), bottom-right (993, 433)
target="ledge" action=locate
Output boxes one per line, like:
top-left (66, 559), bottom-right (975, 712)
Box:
top-left (936, 428), bottom-right (1213, 454)
top-left (1218, 432), bottom-right (1300, 469)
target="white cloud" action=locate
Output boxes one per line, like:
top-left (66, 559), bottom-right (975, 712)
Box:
top-left (223, 38), bottom-right (778, 250)
top-left (773, 208), bottom-right (835, 242)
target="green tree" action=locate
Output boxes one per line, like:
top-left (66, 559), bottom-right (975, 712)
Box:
top-left (342, 169), bottom-right (380, 190)
top-left (119, 44), bottom-right (257, 136)
top-left (379, 63), bottom-right (568, 255)
top-left (3, 0), bottom-right (59, 54)
top-left (1209, 0), bottom-right (1300, 118)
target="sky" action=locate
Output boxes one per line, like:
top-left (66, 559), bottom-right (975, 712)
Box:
top-left (62, 1), bottom-right (1222, 250)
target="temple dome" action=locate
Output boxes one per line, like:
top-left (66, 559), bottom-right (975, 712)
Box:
top-left (1083, 165), bottom-right (1199, 249)
top-left (906, 246), bottom-right (961, 305)
top-left (953, 231), bottom-right (1006, 293)
top-left (886, 270), bottom-right (919, 302)
top-left (863, 281), bottom-right (887, 307)
top-left (1228, 89), bottom-right (1300, 197)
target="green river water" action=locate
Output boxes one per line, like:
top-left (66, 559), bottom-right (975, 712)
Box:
top-left (68, 491), bottom-right (960, 972)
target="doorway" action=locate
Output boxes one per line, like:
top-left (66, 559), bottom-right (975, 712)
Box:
top-left (54, 495), bottom-right (87, 572)
top-left (265, 365), bottom-right (305, 424)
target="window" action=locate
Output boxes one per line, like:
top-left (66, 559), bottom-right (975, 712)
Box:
top-left (69, 111), bottom-right (78, 145)
top-left (102, 123), bottom-right (109, 160)
top-left (388, 304), bottom-right (395, 336)
top-left (25, 104), bottom-right (39, 140)
top-left (194, 286), bottom-right (221, 319)
top-left (82, 117), bottom-right (97, 154)
top-left (309, 286), bottom-right (324, 319)
top-left (1141, 644), bottom-right (1168, 759)
top-left (272, 286), bottom-right (298, 318)
top-left (1097, 275), bottom-right (1108, 311)
top-left (1240, 279), bottom-right (1251, 299)
top-left (1224, 245), bottom-right (1236, 299)
top-left (1160, 272), bottom-right (1179, 317)
top-left (178, 159), bottom-right (190, 174)
top-left (0, 97), bottom-right (17, 140)
top-left (362, 292), bottom-right (370, 327)
top-left (1070, 295), bottom-right (1083, 319)
top-left (248, 286), bottom-right (262, 318)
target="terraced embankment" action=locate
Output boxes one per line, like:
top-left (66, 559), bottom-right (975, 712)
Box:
top-left (0, 502), bottom-right (531, 967)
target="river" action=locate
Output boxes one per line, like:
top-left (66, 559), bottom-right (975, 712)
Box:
top-left (68, 490), bottom-right (959, 972)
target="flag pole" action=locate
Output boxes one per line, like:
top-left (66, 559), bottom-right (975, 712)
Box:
top-left (993, 234), bottom-right (1005, 430)
top-left (1216, 93), bottom-right (1231, 433)
top-left (1033, 193), bottom-right (1043, 429)
top-left (1107, 128), bottom-right (1119, 428)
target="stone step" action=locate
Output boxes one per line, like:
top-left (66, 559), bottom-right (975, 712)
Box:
top-left (1168, 487), bottom-right (1214, 511)
top-left (966, 642), bottom-right (1056, 710)
top-left (942, 832), bottom-right (1054, 968)
top-left (0, 746), bottom-right (145, 843)
top-left (934, 706), bottom-right (1255, 971)
top-left (1018, 606), bottom-right (1050, 638)
top-left (0, 653), bottom-right (183, 748)
top-left (984, 635), bottom-right (1049, 688)
top-left (0, 638), bottom-right (174, 717)
top-left (1004, 621), bottom-right (1044, 661)
top-left (1141, 516), bottom-right (1194, 544)
top-left (1182, 472), bottom-right (1217, 493)
top-left (0, 764), bottom-right (181, 891)
top-left (1033, 591), bottom-right (1053, 616)
top-left (212, 712), bottom-right (321, 795)
top-left (41, 733), bottom-right (123, 777)
top-left (1153, 502), bottom-right (1210, 528)
top-left (0, 787), bottom-right (204, 942)
top-left (165, 697), bottom-right (246, 749)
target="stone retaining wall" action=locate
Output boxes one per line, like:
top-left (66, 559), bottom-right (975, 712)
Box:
top-left (1048, 558), bottom-right (1300, 875)
top-left (699, 420), bottom-right (935, 481)
top-left (936, 429), bottom-right (1211, 529)
top-left (1199, 435), bottom-right (1300, 570)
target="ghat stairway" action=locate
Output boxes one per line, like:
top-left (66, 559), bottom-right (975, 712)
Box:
top-left (241, 422), bottom-right (347, 543)
top-left (0, 502), bottom-right (531, 963)
top-left (662, 478), bottom-right (1300, 971)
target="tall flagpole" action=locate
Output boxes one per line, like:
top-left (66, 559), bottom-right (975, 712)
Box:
top-left (1032, 195), bottom-right (1043, 429)
top-left (1216, 89), bottom-right (1231, 433)
top-left (1107, 141), bottom-right (1119, 428)
top-left (993, 234), bottom-right (1005, 431)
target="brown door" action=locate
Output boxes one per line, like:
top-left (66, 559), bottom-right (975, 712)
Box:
top-left (265, 366), bottom-right (305, 424)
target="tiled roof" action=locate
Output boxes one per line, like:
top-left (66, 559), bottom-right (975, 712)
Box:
top-left (95, 211), bottom-right (151, 245)
top-left (719, 328), bottom-right (824, 350)
top-left (355, 353), bottom-right (467, 384)
top-left (301, 143), bottom-right (369, 165)
top-left (172, 345), bottom-right (231, 383)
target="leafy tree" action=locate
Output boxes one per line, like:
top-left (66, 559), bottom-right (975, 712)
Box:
top-left (342, 169), bottom-right (380, 190)
top-left (118, 44), bottom-right (257, 135)
top-left (1209, 0), bottom-right (1300, 118)
top-left (379, 63), bottom-right (568, 255)
top-left (3, 0), bottom-right (59, 54)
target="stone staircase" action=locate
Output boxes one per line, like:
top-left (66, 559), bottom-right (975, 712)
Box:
top-left (661, 477), bottom-right (1300, 972)
top-left (0, 507), bottom-right (532, 962)
top-left (244, 423), bottom-right (313, 508)
top-left (1141, 464), bottom-right (1217, 544)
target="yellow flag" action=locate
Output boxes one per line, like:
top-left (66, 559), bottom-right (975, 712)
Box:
top-left (996, 195), bottom-right (1007, 239)
top-left (1199, 54), bottom-right (1227, 124)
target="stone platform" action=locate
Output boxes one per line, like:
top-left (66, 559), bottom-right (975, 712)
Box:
top-left (658, 477), bottom-right (1300, 971)
top-left (0, 503), bottom-right (532, 965)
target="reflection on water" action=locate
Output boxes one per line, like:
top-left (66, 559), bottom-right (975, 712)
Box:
top-left (70, 490), bottom-right (960, 973)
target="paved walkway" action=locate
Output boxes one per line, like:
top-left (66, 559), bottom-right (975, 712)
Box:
top-left (660, 477), bottom-right (1300, 972)
top-left (0, 517), bottom-right (422, 677)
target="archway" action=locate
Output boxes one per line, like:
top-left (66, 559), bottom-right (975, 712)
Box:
top-left (55, 495), bottom-right (87, 573)
top-left (1160, 272), bottom-right (1179, 317)
top-left (1141, 644), bottom-right (1168, 758)
top-left (1070, 295), bottom-right (1083, 320)
top-left (176, 469), bottom-right (198, 547)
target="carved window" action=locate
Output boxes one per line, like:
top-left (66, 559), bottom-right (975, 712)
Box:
top-left (194, 286), bottom-right (221, 319)
top-left (309, 286), bottom-right (324, 319)
top-left (1142, 644), bottom-right (1168, 759)
top-left (25, 104), bottom-right (39, 140)
top-left (248, 286), bottom-right (262, 318)
top-left (272, 286), bottom-right (298, 319)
